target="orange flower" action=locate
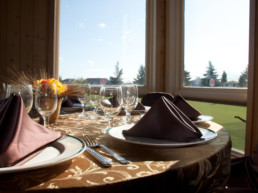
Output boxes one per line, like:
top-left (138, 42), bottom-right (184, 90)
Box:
top-left (33, 78), bottom-right (68, 96)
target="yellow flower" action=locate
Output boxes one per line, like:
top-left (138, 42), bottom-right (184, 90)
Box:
top-left (33, 78), bottom-right (68, 96)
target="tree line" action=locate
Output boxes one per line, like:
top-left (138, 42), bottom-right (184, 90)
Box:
top-left (184, 61), bottom-right (248, 87)
top-left (62, 60), bottom-right (247, 87)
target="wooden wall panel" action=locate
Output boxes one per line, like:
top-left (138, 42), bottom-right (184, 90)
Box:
top-left (20, 0), bottom-right (34, 71)
top-left (0, 0), bottom-right (7, 75)
top-left (6, 0), bottom-right (20, 70)
top-left (0, 0), bottom-right (57, 84)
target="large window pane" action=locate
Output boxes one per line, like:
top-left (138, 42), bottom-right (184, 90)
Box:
top-left (59, 0), bottom-right (146, 85)
top-left (184, 0), bottom-right (249, 88)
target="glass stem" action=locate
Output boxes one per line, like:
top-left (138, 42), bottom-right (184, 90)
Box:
top-left (126, 112), bottom-right (131, 123)
top-left (43, 116), bottom-right (50, 128)
top-left (82, 103), bottom-right (85, 114)
top-left (108, 117), bottom-right (113, 127)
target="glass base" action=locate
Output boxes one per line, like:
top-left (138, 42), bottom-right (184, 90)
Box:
top-left (78, 112), bottom-right (89, 117)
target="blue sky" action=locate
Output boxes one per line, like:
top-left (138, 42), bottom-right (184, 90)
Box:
top-left (59, 0), bottom-right (249, 82)
top-left (59, 0), bottom-right (146, 82)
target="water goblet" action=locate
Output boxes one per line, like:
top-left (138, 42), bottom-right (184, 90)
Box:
top-left (122, 84), bottom-right (138, 124)
top-left (76, 84), bottom-right (90, 117)
top-left (100, 85), bottom-right (123, 129)
top-left (89, 85), bottom-right (102, 119)
top-left (35, 83), bottom-right (58, 128)
top-left (0, 83), bottom-right (6, 99)
top-left (6, 84), bottom-right (33, 113)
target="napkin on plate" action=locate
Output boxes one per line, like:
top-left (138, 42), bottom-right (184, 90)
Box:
top-left (141, 92), bottom-right (174, 106)
top-left (134, 102), bottom-right (145, 110)
top-left (172, 95), bottom-right (201, 121)
top-left (0, 94), bottom-right (62, 167)
top-left (122, 96), bottom-right (203, 142)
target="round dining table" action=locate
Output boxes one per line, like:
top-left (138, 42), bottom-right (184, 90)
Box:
top-left (0, 111), bottom-right (231, 193)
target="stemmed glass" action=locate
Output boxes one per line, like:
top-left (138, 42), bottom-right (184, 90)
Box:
top-left (35, 83), bottom-right (58, 128)
top-left (89, 85), bottom-right (102, 119)
top-left (6, 84), bottom-right (33, 113)
top-left (0, 83), bottom-right (6, 99)
top-left (122, 84), bottom-right (138, 124)
top-left (100, 85), bottom-right (123, 129)
top-left (76, 84), bottom-right (90, 117)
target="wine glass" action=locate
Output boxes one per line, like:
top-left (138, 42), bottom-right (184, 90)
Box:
top-left (100, 85), bottom-right (123, 129)
top-left (6, 84), bottom-right (33, 113)
top-left (89, 85), bottom-right (102, 119)
top-left (76, 84), bottom-right (90, 117)
top-left (122, 84), bottom-right (138, 123)
top-left (35, 83), bottom-right (58, 128)
top-left (0, 83), bottom-right (6, 99)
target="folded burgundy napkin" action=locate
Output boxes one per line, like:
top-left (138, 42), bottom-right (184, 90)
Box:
top-left (0, 94), bottom-right (62, 167)
top-left (122, 96), bottom-right (202, 142)
top-left (173, 95), bottom-right (201, 121)
top-left (141, 92), bottom-right (174, 106)
top-left (134, 102), bottom-right (145, 110)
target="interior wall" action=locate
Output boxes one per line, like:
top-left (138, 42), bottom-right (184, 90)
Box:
top-left (0, 0), bottom-right (57, 84)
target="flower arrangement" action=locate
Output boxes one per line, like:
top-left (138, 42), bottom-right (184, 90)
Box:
top-left (33, 78), bottom-right (71, 97)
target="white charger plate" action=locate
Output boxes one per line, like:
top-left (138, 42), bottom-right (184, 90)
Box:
top-left (0, 135), bottom-right (85, 174)
top-left (192, 115), bottom-right (213, 123)
top-left (107, 124), bottom-right (217, 147)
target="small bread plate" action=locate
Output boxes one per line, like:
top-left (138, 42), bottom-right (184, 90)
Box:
top-left (0, 135), bottom-right (86, 174)
top-left (107, 124), bottom-right (217, 147)
top-left (192, 115), bottom-right (213, 124)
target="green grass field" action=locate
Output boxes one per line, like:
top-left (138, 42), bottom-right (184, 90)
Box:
top-left (187, 100), bottom-right (246, 151)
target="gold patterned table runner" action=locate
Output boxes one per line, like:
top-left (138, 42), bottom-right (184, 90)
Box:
top-left (0, 112), bottom-right (231, 193)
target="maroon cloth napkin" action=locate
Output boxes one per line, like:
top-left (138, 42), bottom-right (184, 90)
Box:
top-left (173, 95), bottom-right (201, 121)
top-left (134, 102), bottom-right (145, 110)
top-left (123, 96), bottom-right (202, 142)
top-left (141, 92), bottom-right (174, 106)
top-left (0, 94), bottom-right (62, 167)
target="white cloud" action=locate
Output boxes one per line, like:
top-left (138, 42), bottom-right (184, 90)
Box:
top-left (97, 38), bottom-right (104, 42)
top-left (78, 22), bottom-right (86, 29)
top-left (122, 30), bottom-right (133, 40)
top-left (98, 23), bottom-right (106, 28)
top-left (87, 60), bottom-right (94, 66)
top-left (59, 57), bottom-right (63, 61)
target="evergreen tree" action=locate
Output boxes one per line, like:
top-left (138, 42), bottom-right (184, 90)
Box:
top-left (183, 70), bottom-right (191, 86)
top-left (108, 62), bottom-right (123, 85)
top-left (201, 61), bottom-right (219, 86)
top-left (238, 67), bottom-right (248, 87)
top-left (133, 65), bottom-right (145, 85)
top-left (221, 71), bottom-right (227, 85)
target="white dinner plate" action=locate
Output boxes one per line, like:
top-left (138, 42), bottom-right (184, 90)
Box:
top-left (107, 124), bottom-right (217, 147)
top-left (192, 115), bottom-right (213, 123)
top-left (0, 135), bottom-right (86, 174)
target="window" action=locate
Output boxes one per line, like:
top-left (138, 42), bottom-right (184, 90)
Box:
top-left (59, 0), bottom-right (146, 85)
top-left (165, 0), bottom-right (250, 153)
top-left (184, 0), bottom-right (249, 89)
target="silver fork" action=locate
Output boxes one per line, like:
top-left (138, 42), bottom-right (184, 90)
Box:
top-left (84, 135), bottom-right (130, 164)
top-left (82, 135), bottom-right (112, 167)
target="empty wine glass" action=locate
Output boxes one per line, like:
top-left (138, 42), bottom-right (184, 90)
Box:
top-left (100, 85), bottom-right (123, 129)
top-left (0, 83), bottom-right (6, 99)
top-left (76, 84), bottom-right (90, 117)
top-left (35, 83), bottom-right (58, 128)
top-left (89, 85), bottom-right (102, 119)
top-left (122, 84), bottom-right (138, 123)
top-left (6, 84), bottom-right (33, 113)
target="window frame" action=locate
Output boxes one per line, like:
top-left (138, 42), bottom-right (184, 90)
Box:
top-left (165, 0), bottom-right (248, 104)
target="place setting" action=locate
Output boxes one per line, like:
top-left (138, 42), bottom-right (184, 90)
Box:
top-left (103, 91), bottom-right (217, 148)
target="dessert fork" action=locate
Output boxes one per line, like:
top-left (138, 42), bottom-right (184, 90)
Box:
top-left (83, 135), bottom-right (130, 164)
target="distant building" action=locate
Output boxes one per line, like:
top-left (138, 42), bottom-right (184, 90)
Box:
top-left (62, 78), bottom-right (76, 84)
top-left (190, 77), bottom-right (202, 86)
top-left (221, 81), bottom-right (239, 87)
top-left (86, 78), bottom-right (108, 85)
